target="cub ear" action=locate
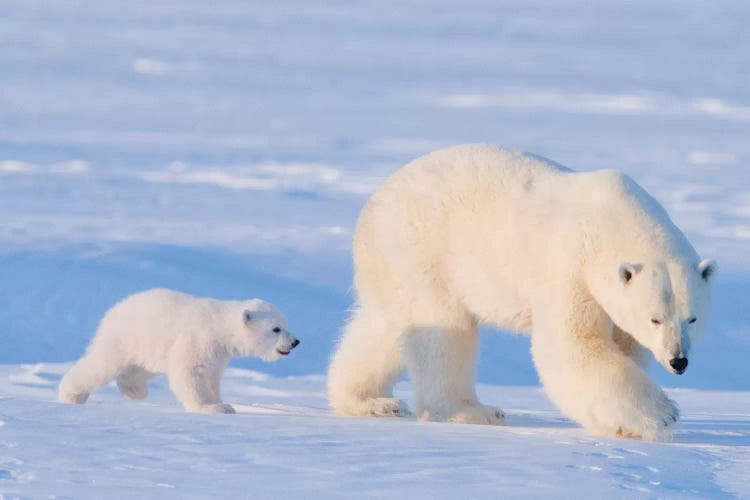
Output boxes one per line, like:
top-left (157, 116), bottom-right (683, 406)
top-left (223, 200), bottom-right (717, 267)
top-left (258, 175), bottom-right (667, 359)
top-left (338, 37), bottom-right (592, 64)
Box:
top-left (698, 259), bottom-right (717, 282)
top-left (243, 310), bottom-right (253, 324)
top-left (618, 263), bottom-right (642, 285)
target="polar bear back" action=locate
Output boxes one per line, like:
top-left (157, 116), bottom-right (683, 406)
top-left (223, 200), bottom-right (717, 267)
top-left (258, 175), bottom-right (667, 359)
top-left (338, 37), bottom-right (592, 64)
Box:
top-left (352, 144), bottom-right (701, 327)
top-left (363, 144), bottom-right (697, 265)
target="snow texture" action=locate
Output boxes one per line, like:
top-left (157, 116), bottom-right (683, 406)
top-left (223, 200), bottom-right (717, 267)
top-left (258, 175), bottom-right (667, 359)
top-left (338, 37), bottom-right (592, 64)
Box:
top-left (1, 364), bottom-right (750, 498)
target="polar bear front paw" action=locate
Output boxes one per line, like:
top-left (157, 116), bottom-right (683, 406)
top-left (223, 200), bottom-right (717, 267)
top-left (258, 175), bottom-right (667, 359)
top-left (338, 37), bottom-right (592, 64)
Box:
top-left (617, 393), bottom-right (679, 441)
top-left (199, 403), bottom-right (236, 414)
top-left (448, 404), bottom-right (506, 426)
top-left (590, 384), bottom-right (679, 442)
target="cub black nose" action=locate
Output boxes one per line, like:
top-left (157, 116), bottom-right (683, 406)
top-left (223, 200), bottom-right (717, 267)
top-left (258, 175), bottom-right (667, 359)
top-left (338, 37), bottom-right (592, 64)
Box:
top-left (669, 357), bottom-right (688, 373)
top-left (291, 339), bottom-right (300, 349)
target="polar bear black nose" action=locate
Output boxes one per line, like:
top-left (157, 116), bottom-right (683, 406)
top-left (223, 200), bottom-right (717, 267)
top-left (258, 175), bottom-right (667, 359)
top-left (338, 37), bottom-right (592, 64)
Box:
top-left (669, 357), bottom-right (688, 373)
top-left (291, 339), bottom-right (300, 349)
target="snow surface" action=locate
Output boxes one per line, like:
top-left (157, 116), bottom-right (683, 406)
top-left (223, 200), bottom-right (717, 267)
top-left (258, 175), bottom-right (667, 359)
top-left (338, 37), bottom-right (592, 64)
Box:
top-left (1, 363), bottom-right (750, 498)
top-left (1, 0), bottom-right (749, 497)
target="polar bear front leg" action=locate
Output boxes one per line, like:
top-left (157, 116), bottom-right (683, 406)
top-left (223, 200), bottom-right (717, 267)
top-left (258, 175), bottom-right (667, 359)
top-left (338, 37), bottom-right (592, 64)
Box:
top-left (612, 325), bottom-right (651, 370)
top-left (531, 299), bottom-right (677, 441)
top-left (402, 326), bottom-right (505, 425)
top-left (168, 362), bottom-right (235, 414)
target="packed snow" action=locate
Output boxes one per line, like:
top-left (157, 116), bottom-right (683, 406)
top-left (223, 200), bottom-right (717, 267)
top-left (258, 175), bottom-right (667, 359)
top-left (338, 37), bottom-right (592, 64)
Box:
top-left (1, 0), bottom-right (749, 498)
top-left (2, 364), bottom-right (750, 498)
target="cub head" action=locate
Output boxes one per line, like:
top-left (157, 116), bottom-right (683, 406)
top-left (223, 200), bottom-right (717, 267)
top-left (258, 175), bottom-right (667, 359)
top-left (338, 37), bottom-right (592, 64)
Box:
top-left (593, 259), bottom-right (716, 374)
top-left (237, 299), bottom-right (299, 361)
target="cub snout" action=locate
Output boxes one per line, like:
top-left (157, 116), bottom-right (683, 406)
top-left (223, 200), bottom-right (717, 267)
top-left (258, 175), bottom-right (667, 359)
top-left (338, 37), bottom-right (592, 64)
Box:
top-left (276, 336), bottom-right (300, 356)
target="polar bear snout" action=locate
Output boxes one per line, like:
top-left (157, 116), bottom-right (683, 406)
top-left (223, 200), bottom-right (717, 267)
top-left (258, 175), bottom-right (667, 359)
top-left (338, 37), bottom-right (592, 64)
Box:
top-left (668, 357), bottom-right (688, 374)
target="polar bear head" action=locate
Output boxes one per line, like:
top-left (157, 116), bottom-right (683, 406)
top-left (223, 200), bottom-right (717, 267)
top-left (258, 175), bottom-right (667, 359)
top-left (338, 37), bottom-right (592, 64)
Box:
top-left (593, 259), bottom-right (716, 374)
top-left (234, 299), bottom-right (300, 361)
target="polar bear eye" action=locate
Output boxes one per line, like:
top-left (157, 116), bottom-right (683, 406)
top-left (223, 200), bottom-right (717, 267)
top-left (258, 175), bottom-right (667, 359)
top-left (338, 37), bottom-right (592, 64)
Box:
top-left (273, 327), bottom-right (281, 333)
top-left (650, 318), bottom-right (661, 325)
top-left (688, 317), bottom-right (697, 324)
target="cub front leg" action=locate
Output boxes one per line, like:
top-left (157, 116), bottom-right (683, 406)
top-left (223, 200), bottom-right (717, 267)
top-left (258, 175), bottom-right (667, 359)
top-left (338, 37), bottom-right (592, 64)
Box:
top-left (209, 362), bottom-right (228, 401)
top-left (531, 297), bottom-right (677, 441)
top-left (168, 362), bottom-right (235, 414)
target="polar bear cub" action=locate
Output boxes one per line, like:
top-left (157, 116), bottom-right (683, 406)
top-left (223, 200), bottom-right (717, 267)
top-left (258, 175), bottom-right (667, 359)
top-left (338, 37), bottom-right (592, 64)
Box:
top-left (58, 288), bottom-right (299, 413)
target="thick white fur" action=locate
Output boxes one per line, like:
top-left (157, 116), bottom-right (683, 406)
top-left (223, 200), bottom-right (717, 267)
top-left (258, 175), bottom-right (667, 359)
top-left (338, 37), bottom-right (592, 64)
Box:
top-left (327, 145), bottom-right (715, 441)
top-left (59, 289), bottom-right (298, 413)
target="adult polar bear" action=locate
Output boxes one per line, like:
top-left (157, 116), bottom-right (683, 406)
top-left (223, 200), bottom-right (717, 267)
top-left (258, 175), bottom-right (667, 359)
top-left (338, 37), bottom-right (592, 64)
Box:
top-left (328, 145), bottom-right (715, 441)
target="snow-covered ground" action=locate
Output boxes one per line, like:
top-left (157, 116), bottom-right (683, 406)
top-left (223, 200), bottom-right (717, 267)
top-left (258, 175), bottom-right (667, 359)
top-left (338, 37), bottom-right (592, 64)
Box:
top-left (1, 0), bottom-right (749, 497)
top-left (2, 364), bottom-right (750, 498)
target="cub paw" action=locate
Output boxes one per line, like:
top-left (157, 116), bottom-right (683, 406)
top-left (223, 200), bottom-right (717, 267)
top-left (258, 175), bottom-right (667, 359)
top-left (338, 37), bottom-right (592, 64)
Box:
top-left (120, 385), bottom-right (148, 400)
top-left (199, 403), bottom-right (236, 414)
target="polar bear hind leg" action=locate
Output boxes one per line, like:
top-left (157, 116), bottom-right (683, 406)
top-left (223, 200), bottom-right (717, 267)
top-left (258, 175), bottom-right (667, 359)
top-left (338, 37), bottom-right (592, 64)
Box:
top-left (117, 365), bottom-right (156, 400)
top-left (402, 325), bottom-right (505, 425)
top-left (327, 309), bottom-right (408, 417)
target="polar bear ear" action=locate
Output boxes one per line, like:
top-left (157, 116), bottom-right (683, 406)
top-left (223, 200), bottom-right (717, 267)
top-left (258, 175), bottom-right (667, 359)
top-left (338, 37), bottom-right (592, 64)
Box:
top-left (698, 259), bottom-right (717, 282)
top-left (243, 310), bottom-right (253, 324)
top-left (618, 263), bottom-right (642, 285)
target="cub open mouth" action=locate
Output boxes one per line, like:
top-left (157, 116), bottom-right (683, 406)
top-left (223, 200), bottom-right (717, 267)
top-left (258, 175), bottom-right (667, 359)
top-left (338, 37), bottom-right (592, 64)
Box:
top-left (276, 349), bottom-right (290, 356)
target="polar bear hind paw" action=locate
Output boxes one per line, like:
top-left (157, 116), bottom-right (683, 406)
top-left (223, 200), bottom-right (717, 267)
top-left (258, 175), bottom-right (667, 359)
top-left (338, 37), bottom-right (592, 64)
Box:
top-left (447, 404), bottom-right (506, 426)
top-left (354, 397), bottom-right (411, 417)
top-left (334, 397), bottom-right (411, 418)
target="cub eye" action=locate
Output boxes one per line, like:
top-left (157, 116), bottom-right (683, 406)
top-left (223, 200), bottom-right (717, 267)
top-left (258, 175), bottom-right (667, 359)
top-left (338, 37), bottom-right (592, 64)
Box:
top-left (273, 327), bottom-right (281, 333)
top-left (650, 319), bottom-right (662, 325)
top-left (688, 317), bottom-right (697, 324)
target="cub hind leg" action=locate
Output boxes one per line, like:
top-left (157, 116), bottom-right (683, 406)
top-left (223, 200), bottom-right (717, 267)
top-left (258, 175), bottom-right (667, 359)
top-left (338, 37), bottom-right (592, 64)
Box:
top-left (58, 349), bottom-right (125, 404)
